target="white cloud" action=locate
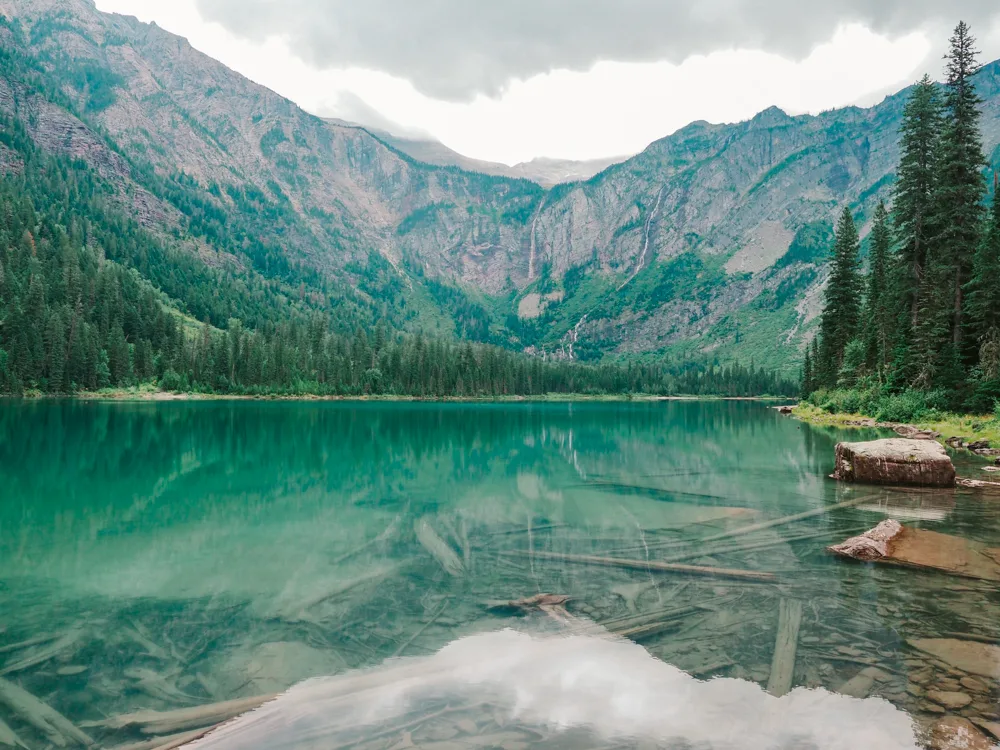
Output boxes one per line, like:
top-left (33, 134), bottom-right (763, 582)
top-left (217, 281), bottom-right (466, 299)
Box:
top-left (96, 0), bottom-right (940, 164)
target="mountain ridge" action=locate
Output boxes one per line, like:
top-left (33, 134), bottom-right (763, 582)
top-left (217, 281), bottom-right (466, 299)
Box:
top-left (2, 0), bottom-right (999, 372)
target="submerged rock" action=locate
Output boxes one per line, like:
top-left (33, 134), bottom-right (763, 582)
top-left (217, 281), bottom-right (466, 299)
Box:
top-left (929, 717), bottom-right (993, 750)
top-left (829, 521), bottom-right (1000, 581)
top-left (908, 638), bottom-right (1000, 679)
top-left (832, 439), bottom-right (956, 487)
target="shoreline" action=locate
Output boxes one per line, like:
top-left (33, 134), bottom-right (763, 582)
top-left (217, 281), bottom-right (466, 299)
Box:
top-left (791, 403), bottom-right (1000, 447)
top-left (5, 390), bottom-right (796, 404)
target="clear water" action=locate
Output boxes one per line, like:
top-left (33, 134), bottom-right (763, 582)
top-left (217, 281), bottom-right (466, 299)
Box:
top-left (1, 400), bottom-right (998, 749)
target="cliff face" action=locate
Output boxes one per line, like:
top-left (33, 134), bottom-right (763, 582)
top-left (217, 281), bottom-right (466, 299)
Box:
top-left (2, 0), bottom-right (999, 369)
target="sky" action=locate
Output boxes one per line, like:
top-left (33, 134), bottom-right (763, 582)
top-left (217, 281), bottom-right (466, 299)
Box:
top-left (93, 0), bottom-right (1000, 166)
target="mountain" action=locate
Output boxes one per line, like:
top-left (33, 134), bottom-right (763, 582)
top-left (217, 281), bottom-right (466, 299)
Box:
top-left (2, 0), bottom-right (999, 374)
top-left (339, 122), bottom-right (626, 187)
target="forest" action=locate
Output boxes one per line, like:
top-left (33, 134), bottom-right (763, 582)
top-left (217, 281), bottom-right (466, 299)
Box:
top-left (804, 22), bottom-right (1000, 421)
top-left (0, 141), bottom-right (795, 399)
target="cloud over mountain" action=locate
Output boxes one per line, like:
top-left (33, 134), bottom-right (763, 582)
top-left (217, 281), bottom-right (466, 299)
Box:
top-left (195, 0), bottom-right (1000, 100)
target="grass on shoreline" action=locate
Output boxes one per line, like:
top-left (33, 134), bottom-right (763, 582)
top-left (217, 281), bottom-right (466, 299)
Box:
top-left (793, 402), bottom-right (1000, 446)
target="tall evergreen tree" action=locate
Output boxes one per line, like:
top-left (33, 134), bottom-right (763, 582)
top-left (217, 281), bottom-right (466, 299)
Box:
top-left (927, 21), bottom-right (987, 360)
top-left (891, 74), bottom-right (943, 342)
top-left (863, 201), bottom-right (893, 376)
top-left (817, 208), bottom-right (864, 388)
top-left (967, 175), bottom-right (1000, 344)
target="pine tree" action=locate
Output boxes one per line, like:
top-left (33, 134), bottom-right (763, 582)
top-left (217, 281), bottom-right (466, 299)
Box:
top-left (891, 74), bottom-right (943, 342)
top-left (967, 175), bottom-right (1000, 344)
top-left (928, 21), bottom-right (987, 360)
top-left (863, 201), bottom-right (893, 376)
top-left (817, 208), bottom-right (864, 387)
top-left (802, 346), bottom-right (814, 396)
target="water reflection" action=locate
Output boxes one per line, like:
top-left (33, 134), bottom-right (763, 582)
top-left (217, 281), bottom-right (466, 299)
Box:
top-left (0, 400), bottom-right (998, 748)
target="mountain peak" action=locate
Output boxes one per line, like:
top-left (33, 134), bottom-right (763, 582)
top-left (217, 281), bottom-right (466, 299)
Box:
top-left (749, 106), bottom-right (792, 128)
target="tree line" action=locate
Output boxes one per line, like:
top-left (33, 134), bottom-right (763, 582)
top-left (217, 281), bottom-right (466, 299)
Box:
top-left (803, 22), bottom-right (1000, 417)
top-left (0, 181), bottom-right (797, 398)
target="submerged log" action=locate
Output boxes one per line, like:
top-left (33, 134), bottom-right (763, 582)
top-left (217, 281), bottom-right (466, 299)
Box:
top-left (415, 518), bottom-right (465, 577)
top-left (502, 550), bottom-right (777, 582)
top-left (828, 520), bottom-right (1000, 581)
top-left (89, 694), bottom-right (278, 735)
top-left (832, 439), bottom-right (955, 487)
top-left (0, 629), bottom-right (83, 675)
top-left (0, 676), bottom-right (94, 746)
top-left (766, 599), bottom-right (802, 697)
top-left (0, 716), bottom-right (25, 748)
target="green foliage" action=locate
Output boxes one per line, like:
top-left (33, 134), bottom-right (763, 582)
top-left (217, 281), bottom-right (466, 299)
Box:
top-left (396, 203), bottom-right (454, 235)
top-left (807, 24), bottom-right (997, 414)
top-left (776, 221), bottom-right (834, 268)
top-left (815, 208), bottom-right (863, 387)
top-left (259, 126), bottom-right (288, 157)
top-left (862, 201), bottom-right (892, 373)
top-left (809, 386), bottom-right (949, 423)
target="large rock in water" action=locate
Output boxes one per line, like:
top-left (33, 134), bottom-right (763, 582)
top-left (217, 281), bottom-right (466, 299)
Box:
top-left (832, 439), bottom-right (956, 487)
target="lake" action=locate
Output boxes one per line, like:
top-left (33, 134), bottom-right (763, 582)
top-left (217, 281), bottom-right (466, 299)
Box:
top-left (1, 400), bottom-right (998, 749)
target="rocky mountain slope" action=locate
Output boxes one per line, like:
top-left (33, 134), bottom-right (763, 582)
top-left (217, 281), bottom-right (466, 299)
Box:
top-left (345, 122), bottom-right (625, 187)
top-left (2, 0), bottom-right (999, 372)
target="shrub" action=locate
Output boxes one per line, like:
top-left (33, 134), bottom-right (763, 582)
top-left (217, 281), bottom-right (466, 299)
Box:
top-left (159, 369), bottom-right (182, 392)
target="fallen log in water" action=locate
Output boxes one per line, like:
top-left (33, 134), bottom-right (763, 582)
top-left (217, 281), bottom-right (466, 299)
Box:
top-left (0, 676), bottom-right (94, 746)
top-left (0, 629), bottom-right (83, 675)
top-left (415, 518), bottom-right (465, 577)
top-left (501, 550), bottom-right (777, 582)
top-left (828, 520), bottom-right (1000, 581)
top-left (0, 716), bottom-right (25, 748)
top-left (110, 728), bottom-right (212, 750)
top-left (88, 694), bottom-right (279, 736)
top-left (697, 496), bottom-right (874, 544)
top-left (0, 633), bottom-right (59, 656)
top-left (766, 598), bottom-right (802, 697)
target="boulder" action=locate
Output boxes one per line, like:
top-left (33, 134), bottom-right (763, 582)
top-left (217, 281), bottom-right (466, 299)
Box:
top-left (773, 405), bottom-right (795, 414)
top-left (929, 717), bottom-right (993, 750)
top-left (832, 439), bottom-right (956, 487)
top-left (966, 440), bottom-right (992, 451)
top-left (926, 690), bottom-right (973, 709)
top-left (829, 522), bottom-right (1000, 581)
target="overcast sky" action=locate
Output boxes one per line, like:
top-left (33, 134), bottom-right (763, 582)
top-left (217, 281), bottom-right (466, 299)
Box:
top-left (94, 0), bottom-right (1000, 165)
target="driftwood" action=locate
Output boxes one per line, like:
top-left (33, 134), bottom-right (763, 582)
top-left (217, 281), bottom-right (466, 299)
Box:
top-left (330, 515), bottom-right (402, 567)
top-left (0, 629), bottom-right (82, 675)
top-left (110, 728), bottom-right (212, 750)
top-left (0, 716), bottom-right (25, 748)
top-left (502, 551), bottom-right (777, 582)
top-left (89, 694), bottom-right (278, 735)
top-left (0, 676), bottom-right (94, 746)
top-left (662, 527), bottom-right (868, 565)
top-left (0, 633), bottom-right (59, 656)
top-left (612, 607), bottom-right (703, 641)
top-left (829, 521), bottom-right (1000, 581)
top-left (699, 496), bottom-right (873, 544)
top-left (766, 599), bottom-right (802, 697)
top-left (415, 518), bottom-right (465, 577)
top-left (285, 563), bottom-right (403, 619)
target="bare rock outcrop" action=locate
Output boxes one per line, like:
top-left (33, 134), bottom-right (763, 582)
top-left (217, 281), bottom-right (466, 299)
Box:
top-left (832, 439), bottom-right (956, 487)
